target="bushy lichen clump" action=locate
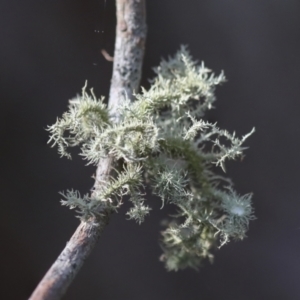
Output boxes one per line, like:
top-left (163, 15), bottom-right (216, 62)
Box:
top-left (48, 46), bottom-right (255, 271)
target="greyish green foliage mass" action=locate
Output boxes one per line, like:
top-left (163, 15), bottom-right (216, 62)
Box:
top-left (48, 46), bottom-right (255, 271)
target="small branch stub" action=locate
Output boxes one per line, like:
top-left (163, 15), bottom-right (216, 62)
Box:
top-left (101, 48), bottom-right (114, 61)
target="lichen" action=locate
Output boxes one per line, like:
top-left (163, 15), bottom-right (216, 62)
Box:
top-left (48, 46), bottom-right (255, 271)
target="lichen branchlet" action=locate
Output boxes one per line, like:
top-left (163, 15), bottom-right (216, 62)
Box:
top-left (48, 46), bottom-right (255, 271)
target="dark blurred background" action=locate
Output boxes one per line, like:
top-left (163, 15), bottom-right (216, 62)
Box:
top-left (1, 0), bottom-right (300, 299)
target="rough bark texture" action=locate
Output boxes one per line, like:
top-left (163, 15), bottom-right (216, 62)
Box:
top-left (108, 0), bottom-right (147, 120)
top-left (28, 218), bottom-right (109, 300)
top-left (29, 1), bottom-right (146, 299)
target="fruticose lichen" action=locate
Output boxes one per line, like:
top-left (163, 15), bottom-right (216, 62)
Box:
top-left (48, 46), bottom-right (255, 271)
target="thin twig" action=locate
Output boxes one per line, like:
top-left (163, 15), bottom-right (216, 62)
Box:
top-left (29, 1), bottom-right (146, 299)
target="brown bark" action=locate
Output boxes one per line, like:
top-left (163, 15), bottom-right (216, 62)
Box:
top-left (29, 1), bottom-right (146, 299)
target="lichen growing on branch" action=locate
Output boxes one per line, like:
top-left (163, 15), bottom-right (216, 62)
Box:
top-left (48, 46), bottom-right (255, 271)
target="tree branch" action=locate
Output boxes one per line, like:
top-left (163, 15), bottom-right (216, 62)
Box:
top-left (29, 1), bottom-right (146, 299)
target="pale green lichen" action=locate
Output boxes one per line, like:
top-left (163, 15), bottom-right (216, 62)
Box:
top-left (48, 46), bottom-right (255, 271)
